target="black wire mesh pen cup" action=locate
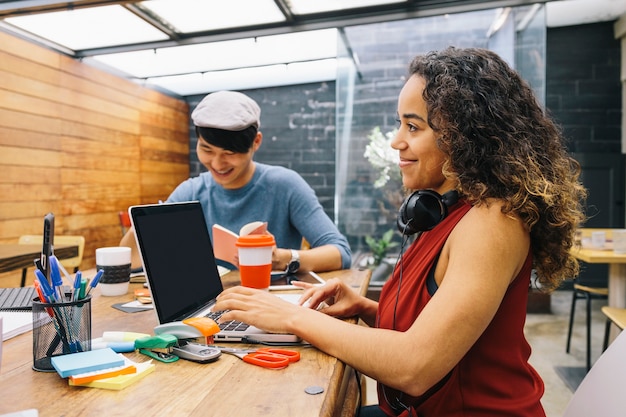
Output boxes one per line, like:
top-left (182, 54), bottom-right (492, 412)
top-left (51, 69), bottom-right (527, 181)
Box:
top-left (32, 295), bottom-right (92, 372)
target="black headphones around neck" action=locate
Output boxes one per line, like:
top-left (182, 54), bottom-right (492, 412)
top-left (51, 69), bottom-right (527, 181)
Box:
top-left (397, 189), bottom-right (460, 235)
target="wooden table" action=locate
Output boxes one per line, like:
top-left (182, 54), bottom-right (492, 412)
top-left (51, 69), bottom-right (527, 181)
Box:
top-left (0, 268), bottom-right (371, 417)
top-left (0, 244), bottom-right (78, 274)
top-left (572, 229), bottom-right (626, 308)
top-left (572, 228), bottom-right (626, 341)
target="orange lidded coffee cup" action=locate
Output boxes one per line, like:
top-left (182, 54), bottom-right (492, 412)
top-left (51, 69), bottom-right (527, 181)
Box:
top-left (236, 234), bottom-right (275, 290)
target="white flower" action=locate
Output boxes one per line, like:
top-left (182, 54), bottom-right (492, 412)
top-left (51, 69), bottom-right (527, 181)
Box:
top-left (363, 127), bottom-right (401, 188)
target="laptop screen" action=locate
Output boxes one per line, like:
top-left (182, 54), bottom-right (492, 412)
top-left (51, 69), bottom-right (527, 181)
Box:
top-left (130, 202), bottom-right (224, 323)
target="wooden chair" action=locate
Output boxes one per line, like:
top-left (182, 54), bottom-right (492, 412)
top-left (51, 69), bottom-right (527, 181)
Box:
top-left (601, 306), bottom-right (626, 351)
top-left (18, 235), bottom-right (85, 287)
top-left (565, 282), bottom-right (608, 371)
top-left (119, 211), bottom-right (132, 236)
top-left (562, 325), bottom-right (626, 417)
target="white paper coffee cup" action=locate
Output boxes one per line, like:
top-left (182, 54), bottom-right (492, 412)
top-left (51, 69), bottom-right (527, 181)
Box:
top-left (95, 247), bottom-right (131, 296)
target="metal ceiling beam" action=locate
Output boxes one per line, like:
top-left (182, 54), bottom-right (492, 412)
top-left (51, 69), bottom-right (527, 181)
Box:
top-left (0, 1), bottom-right (133, 17)
top-left (272, 0), bottom-right (295, 23)
top-left (123, 2), bottom-right (180, 39)
top-left (0, 0), bottom-right (552, 58)
top-left (73, 0), bottom-right (547, 57)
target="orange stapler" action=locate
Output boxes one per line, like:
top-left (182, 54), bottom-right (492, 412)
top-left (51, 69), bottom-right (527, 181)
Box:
top-left (154, 317), bottom-right (221, 363)
top-left (154, 317), bottom-right (220, 345)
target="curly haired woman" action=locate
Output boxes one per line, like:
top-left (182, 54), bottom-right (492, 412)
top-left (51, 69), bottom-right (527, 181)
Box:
top-left (215, 47), bottom-right (587, 417)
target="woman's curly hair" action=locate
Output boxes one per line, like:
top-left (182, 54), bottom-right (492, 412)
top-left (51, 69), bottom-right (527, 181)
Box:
top-left (408, 46), bottom-right (587, 291)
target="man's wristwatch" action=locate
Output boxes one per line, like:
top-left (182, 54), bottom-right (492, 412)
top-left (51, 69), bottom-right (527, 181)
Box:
top-left (286, 249), bottom-right (300, 274)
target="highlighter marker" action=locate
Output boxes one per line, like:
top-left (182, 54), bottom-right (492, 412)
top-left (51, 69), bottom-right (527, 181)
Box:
top-left (79, 278), bottom-right (88, 300)
top-left (102, 331), bottom-right (151, 342)
top-left (90, 338), bottom-right (136, 353)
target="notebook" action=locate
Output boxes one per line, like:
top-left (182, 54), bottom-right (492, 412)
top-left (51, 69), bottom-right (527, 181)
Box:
top-left (129, 201), bottom-right (301, 343)
top-left (0, 287), bottom-right (37, 311)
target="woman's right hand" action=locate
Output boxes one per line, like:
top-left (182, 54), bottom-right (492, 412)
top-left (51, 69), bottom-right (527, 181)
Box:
top-left (293, 278), bottom-right (364, 318)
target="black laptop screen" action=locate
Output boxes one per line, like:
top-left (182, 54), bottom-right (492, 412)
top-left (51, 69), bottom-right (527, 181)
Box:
top-left (130, 202), bottom-right (223, 323)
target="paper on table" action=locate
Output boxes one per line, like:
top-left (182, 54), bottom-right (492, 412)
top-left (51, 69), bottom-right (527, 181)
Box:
top-left (122, 300), bottom-right (153, 309)
top-left (111, 301), bottom-right (153, 314)
top-left (0, 410), bottom-right (38, 417)
top-left (1, 311), bottom-right (33, 341)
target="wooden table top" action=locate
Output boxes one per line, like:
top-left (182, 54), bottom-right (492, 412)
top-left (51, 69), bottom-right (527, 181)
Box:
top-left (571, 247), bottom-right (626, 264)
top-left (0, 244), bottom-right (78, 274)
top-left (0, 268), bottom-right (371, 417)
top-left (572, 228), bottom-right (626, 264)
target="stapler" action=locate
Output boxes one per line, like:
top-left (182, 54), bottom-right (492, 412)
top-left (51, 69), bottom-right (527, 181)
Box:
top-left (154, 317), bottom-right (221, 363)
top-left (135, 333), bottom-right (179, 363)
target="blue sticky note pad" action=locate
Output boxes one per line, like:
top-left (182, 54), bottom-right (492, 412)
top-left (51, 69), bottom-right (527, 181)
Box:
top-left (51, 348), bottom-right (125, 378)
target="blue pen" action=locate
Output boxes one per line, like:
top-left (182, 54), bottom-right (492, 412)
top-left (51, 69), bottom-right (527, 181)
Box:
top-left (84, 269), bottom-right (104, 297)
top-left (49, 256), bottom-right (64, 301)
top-left (35, 269), bottom-right (75, 352)
top-left (35, 269), bottom-right (57, 303)
top-left (72, 271), bottom-right (82, 302)
top-left (69, 270), bottom-right (85, 353)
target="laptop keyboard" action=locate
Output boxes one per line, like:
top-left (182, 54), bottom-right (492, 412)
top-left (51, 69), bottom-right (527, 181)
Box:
top-left (0, 287), bottom-right (37, 310)
top-left (205, 310), bottom-right (250, 332)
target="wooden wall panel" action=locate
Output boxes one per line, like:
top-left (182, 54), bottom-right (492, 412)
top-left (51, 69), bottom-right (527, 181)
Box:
top-left (0, 30), bottom-right (190, 286)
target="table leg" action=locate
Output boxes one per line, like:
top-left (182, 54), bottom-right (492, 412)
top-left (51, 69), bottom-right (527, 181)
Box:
top-left (607, 263), bottom-right (626, 342)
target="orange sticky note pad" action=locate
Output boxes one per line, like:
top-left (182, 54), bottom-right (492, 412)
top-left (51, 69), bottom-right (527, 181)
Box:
top-left (69, 363), bottom-right (136, 385)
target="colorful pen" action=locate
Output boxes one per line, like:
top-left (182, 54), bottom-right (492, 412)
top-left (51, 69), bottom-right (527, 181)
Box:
top-left (72, 271), bottom-right (82, 302)
top-left (35, 268), bottom-right (74, 352)
top-left (79, 278), bottom-right (88, 300)
top-left (49, 256), bottom-right (64, 300)
top-left (84, 269), bottom-right (104, 297)
top-left (33, 280), bottom-right (53, 316)
top-left (35, 269), bottom-right (57, 303)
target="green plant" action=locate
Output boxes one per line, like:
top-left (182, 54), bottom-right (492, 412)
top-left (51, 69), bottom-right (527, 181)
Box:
top-left (365, 229), bottom-right (399, 266)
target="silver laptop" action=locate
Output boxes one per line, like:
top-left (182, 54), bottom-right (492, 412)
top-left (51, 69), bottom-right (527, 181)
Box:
top-left (129, 201), bottom-right (300, 343)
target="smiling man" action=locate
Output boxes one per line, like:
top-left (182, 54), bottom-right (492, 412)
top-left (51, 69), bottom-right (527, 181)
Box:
top-left (120, 91), bottom-right (351, 274)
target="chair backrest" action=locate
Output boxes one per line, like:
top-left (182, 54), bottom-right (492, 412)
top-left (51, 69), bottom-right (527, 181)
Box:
top-left (119, 211), bottom-right (131, 236)
top-left (18, 235), bottom-right (85, 271)
top-left (562, 328), bottom-right (626, 417)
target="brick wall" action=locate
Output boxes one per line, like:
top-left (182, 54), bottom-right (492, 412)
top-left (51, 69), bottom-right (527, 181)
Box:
top-left (547, 22), bottom-right (622, 153)
top-left (185, 82), bottom-right (338, 220)
top-left (546, 21), bottom-right (622, 288)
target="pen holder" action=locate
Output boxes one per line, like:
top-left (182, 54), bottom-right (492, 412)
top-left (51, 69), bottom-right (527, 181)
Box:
top-left (32, 296), bottom-right (92, 372)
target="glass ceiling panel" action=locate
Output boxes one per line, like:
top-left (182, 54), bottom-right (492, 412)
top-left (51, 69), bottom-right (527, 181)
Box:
top-left (91, 29), bottom-right (337, 78)
top-left (139, 0), bottom-right (286, 33)
top-left (0, 0), bottom-right (618, 97)
top-left (288, 0), bottom-right (405, 15)
top-left (144, 59), bottom-right (338, 96)
top-left (4, 5), bottom-right (167, 50)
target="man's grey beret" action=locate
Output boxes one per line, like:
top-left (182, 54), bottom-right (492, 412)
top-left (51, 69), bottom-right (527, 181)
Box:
top-left (191, 91), bottom-right (261, 130)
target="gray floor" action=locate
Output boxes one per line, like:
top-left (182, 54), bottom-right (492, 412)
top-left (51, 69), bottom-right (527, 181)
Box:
top-left (363, 290), bottom-right (608, 417)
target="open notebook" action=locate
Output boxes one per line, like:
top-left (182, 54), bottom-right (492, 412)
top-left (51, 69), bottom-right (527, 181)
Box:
top-left (129, 201), bottom-right (300, 343)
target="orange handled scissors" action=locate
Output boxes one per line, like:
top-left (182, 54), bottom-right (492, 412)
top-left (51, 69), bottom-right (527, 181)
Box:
top-left (215, 346), bottom-right (300, 369)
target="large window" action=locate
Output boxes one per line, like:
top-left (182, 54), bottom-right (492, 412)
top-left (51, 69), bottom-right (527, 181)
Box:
top-left (335, 6), bottom-right (546, 255)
